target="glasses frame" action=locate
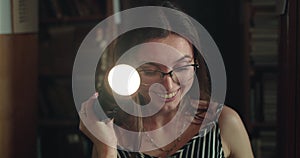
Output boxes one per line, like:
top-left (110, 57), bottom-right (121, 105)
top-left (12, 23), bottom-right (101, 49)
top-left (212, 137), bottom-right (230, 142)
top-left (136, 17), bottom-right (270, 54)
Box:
top-left (138, 63), bottom-right (199, 86)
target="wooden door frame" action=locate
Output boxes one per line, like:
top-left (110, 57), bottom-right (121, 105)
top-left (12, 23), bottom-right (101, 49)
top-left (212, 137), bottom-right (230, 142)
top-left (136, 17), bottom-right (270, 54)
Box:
top-left (296, 0), bottom-right (300, 156)
top-left (278, 0), bottom-right (300, 157)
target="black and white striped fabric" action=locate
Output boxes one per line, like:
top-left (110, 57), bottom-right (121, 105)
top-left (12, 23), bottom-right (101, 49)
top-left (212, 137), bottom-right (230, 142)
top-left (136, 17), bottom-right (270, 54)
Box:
top-left (117, 122), bottom-right (224, 158)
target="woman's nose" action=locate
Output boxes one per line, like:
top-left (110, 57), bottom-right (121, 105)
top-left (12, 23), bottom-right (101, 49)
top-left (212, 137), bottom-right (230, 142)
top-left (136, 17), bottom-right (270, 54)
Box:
top-left (161, 74), bottom-right (175, 90)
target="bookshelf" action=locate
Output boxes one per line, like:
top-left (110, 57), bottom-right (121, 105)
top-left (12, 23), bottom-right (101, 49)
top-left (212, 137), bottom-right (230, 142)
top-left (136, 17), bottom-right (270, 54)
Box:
top-left (243, 0), bottom-right (280, 157)
top-left (37, 0), bottom-right (111, 157)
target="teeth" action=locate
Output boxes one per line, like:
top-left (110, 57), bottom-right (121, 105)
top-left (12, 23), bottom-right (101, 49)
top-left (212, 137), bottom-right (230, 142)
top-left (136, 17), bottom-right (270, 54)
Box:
top-left (157, 91), bottom-right (177, 99)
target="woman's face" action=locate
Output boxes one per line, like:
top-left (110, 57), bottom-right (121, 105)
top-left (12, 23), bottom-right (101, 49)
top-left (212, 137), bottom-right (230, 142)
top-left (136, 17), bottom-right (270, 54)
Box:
top-left (135, 34), bottom-right (195, 112)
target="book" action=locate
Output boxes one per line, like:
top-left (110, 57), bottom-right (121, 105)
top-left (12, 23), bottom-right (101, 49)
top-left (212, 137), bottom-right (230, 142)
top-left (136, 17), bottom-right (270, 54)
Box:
top-left (262, 73), bottom-right (278, 122)
top-left (250, 4), bottom-right (280, 65)
top-left (0, 0), bottom-right (38, 34)
top-left (12, 0), bottom-right (38, 33)
top-left (0, 0), bottom-right (12, 34)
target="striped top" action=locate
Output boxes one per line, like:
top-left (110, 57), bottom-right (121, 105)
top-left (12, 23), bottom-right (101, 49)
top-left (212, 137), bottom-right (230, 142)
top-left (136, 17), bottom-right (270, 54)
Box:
top-left (117, 122), bottom-right (224, 158)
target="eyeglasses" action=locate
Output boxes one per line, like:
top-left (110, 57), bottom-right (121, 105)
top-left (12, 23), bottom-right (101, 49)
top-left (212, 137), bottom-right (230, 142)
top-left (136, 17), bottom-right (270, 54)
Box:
top-left (137, 64), bottom-right (199, 86)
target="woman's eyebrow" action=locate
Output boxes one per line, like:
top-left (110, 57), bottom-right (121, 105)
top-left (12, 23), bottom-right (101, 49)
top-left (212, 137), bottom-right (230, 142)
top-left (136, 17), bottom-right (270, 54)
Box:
top-left (175, 55), bottom-right (193, 63)
top-left (138, 62), bottom-right (161, 68)
top-left (137, 56), bottom-right (193, 68)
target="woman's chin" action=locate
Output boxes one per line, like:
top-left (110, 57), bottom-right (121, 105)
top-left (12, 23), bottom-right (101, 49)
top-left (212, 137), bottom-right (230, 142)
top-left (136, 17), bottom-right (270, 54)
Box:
top-left (158, 92), bottom-right (182, 113)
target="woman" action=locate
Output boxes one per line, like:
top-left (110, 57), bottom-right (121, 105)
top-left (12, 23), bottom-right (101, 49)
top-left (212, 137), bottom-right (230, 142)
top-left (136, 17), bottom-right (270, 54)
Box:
top-left (79, 2), bottom-right (254, 158)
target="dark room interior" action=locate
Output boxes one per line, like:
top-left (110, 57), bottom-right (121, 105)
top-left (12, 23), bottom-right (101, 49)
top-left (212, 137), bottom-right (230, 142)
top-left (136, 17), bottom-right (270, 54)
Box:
top-left (0, 0), bottom-right (299, 157)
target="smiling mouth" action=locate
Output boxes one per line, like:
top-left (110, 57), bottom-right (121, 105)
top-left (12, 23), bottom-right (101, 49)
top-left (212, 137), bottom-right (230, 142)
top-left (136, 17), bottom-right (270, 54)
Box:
top-left (156, 90), bottom-right (178, 99)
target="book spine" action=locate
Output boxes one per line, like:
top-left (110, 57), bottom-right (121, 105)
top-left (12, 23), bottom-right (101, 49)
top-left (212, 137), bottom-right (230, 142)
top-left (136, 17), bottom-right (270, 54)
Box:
top-left (12, 0), bottom-right (38, 33)
top-left (0, 0), bottom-right (38, 34)
top-left (0, 0), bottom-right (12, 34)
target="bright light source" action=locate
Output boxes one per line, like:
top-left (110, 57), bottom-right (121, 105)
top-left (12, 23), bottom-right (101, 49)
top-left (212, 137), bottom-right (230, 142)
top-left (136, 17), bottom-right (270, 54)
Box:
top-left (108, 64), bottom-right (140, 96)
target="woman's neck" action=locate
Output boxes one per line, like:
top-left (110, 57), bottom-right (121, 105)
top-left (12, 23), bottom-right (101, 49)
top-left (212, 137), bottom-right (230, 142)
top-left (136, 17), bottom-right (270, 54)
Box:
top-left (143, 106), bottom-right (179, 130)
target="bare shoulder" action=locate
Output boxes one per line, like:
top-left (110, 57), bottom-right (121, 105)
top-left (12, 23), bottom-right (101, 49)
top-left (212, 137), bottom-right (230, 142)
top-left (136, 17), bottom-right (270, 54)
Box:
top-left (219, 106), bottom-right (243, 128)
top-left (218, 106), bottom-right (254, 158)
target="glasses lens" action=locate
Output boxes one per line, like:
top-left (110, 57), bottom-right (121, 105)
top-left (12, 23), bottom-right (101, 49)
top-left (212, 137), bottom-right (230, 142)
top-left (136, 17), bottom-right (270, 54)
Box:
top-left (139, 70), bottom-right (161, 84)
top-left (173, 65), bottom-right (195, 83)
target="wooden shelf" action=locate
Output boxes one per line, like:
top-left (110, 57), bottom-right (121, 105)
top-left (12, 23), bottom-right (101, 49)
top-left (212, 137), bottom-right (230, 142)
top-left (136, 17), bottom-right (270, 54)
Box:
top-left (40, 15), bottom-right (105, 24)
top-left (39, 68), bottom-right (73, 77)
top-left (251, 122), bottom-right (277, 129)
top-left (252, 63), bottom-right (278, 72)
top-left (252, 2), bottom-right (276, 7)
top-left (39, 119), bottom-right (78, 127)
top-left (251, 1), bottom-right (277, 11)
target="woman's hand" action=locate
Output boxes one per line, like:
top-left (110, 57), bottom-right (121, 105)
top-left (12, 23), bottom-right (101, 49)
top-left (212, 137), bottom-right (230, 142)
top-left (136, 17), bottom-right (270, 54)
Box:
top-left (79, 93), bottom-right (117, 157)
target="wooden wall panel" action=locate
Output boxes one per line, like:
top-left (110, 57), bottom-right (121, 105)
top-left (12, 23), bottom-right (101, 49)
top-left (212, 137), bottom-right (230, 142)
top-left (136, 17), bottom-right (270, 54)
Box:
top-left (0, 34), bottom-right (38, 158)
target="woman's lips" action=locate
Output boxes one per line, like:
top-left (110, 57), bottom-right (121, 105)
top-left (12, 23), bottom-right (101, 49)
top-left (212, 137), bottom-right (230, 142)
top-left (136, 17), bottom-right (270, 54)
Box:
top-left (155, 89), bottom-right (179, 102)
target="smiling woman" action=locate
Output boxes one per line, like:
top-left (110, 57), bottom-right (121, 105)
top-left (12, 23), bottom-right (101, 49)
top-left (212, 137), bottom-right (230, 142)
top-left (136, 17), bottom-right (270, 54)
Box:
top-left (78, 1), bottom-right (254, 158)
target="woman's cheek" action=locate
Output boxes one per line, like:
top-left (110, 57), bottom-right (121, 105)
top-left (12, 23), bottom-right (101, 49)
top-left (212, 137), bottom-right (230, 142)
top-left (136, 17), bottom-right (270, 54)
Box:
top-left (181, 78), bottom-right (194, 96)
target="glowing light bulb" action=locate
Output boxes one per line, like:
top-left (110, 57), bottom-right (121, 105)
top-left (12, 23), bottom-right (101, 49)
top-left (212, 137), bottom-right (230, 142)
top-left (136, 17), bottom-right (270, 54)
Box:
top-left (108, 64), bottom-right (141, 96)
